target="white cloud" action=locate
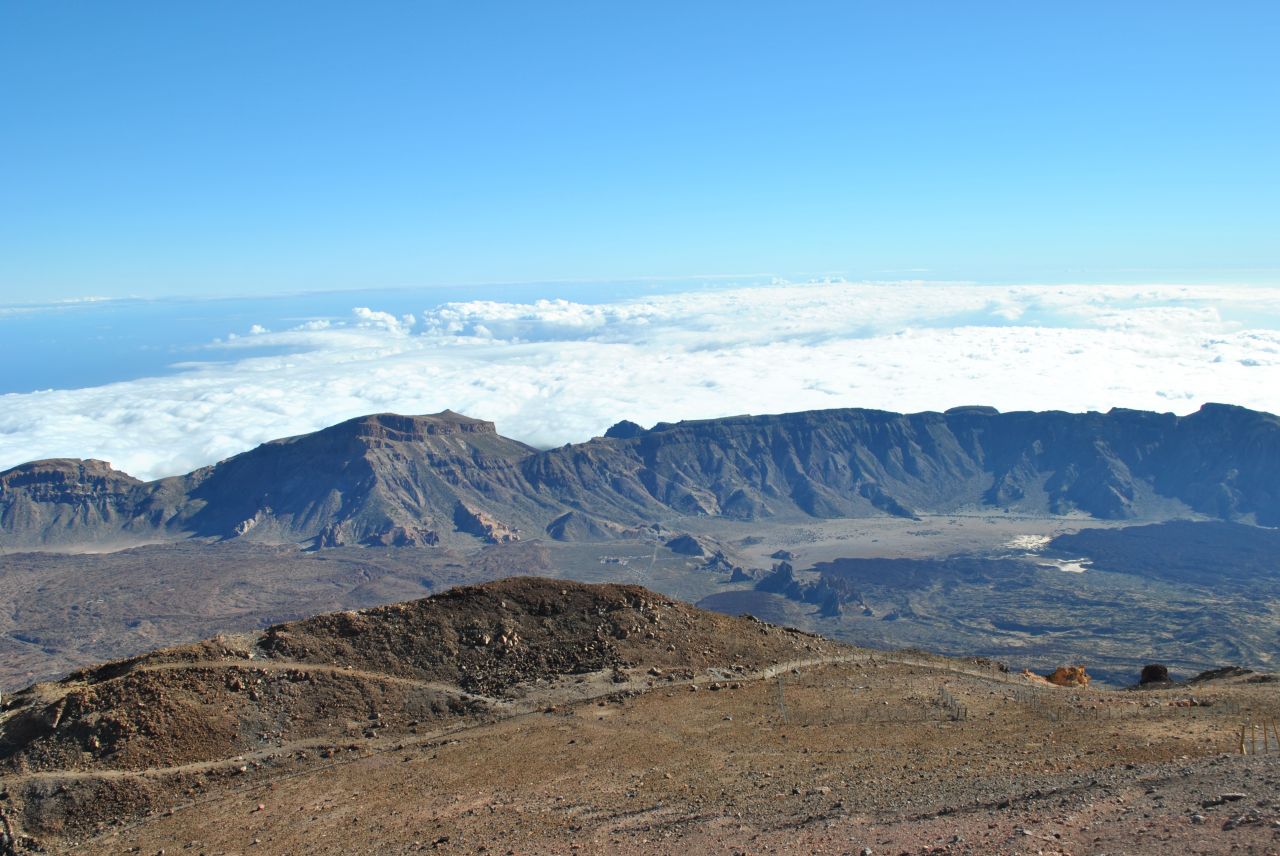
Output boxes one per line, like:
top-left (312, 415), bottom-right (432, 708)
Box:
top-left (353, 307), bottom-right (416, 334)
top-left (2, 282), bottom-right (1280, 480)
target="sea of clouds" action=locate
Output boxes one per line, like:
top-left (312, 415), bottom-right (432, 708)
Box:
top-left (3, 281), bottom-right (1279, 481)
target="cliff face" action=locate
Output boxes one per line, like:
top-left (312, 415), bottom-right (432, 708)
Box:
top-left (522, 408), bottom-right (989, 521)
top-left (522, 404), bottom-right (1280, 525)
top-left (3, 403), bottom-right (1280, 550)
top-left (171, 411), bottom-right (547, 546)
top-left (0, 459), bottom-right (156, 548)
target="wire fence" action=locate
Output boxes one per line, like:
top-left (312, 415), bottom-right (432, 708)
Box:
top-left (1238, 718), bottom-right (1280, 754)
top-left (938, 686), bottom-right (968, 721)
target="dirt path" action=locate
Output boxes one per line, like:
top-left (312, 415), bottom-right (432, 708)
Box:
top-left (0, 647), bottom-right (1025, 796)
top-left (1, 652), bottom-right (873, 789)
top-left (12, 645), bottom-right (1261, 856)
top-left (132, 659), bottom-right (512, 707)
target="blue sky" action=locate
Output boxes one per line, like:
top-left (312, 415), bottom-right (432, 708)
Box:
top-left (2, 2), bottom-right (1277, 302)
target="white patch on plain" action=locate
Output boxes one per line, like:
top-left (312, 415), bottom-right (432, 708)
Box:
top-left (1037, 558), bottom-right (1093, 574)
top-left (1005, 535), bottom-right (1052, 552)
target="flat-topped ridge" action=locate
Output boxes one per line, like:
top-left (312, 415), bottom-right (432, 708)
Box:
top-left (0, 457), bottom-right (141, 486)
top-left (284, 410), bottom-right (500, 445)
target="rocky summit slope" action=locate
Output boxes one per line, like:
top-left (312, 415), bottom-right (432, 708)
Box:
top-left (4, 403), bottom-right (1280, 550)
top-left (3, 579), bottom-right (1279, 855)
top-left (0, 578), bottom-right (841, 849)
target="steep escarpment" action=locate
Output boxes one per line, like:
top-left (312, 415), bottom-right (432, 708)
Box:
top-left (0, 459), bottom-right (163, 549)
top-left (0, 411), bottom-right (549, 549)
top-left (3, 403), bottom-right (1280, 550)
top-left (171, 411), bottom-right (547, 546)
top-left (1147, 403), bottom-right (1280, 523)
top-left (523, 403), bottom-right (1280, 525)
top-left (522, 408), bottom-right (989, 521)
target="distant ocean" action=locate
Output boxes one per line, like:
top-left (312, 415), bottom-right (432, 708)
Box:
top-left (0, 279), bottom-right (731, 394)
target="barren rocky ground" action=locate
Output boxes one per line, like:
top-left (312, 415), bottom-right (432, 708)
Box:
top-left (0, 541), bottom-right (558, 691)
top-left (10, 513), bottom-right (1277, 695)
top-left (3, 578), bottom-right (1279, 855)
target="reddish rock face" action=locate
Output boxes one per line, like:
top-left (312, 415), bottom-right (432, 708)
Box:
top-left (1047, 665), bottom-right (1090, 687)
top-left (1021, 664), bottom-right (1090, 687)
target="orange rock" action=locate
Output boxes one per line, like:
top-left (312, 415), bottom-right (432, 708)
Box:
top-left (1021, 669), bottom-right (1053, 686)
top-left (1045, 665), bottom-right (1090, 687)
top-left (1020, 664), bottom-right (1090, 687)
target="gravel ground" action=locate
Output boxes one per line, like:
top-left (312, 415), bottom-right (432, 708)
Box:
top-left (40, 657), bottom-right (1280, 856)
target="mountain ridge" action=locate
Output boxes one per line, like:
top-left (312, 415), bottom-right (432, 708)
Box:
top-left (3, 402), bottom-right (1279, 550)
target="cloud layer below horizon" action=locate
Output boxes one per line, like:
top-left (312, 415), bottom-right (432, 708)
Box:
top-left (4, 281), bottom-right (1280, 481)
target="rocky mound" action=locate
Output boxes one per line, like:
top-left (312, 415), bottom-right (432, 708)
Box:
top-left (0, 578), bottom-right (840, 778)
top-left (543, 509), bottom-right (628, 540)
top-left (665, 533), bottom-right (714, 556)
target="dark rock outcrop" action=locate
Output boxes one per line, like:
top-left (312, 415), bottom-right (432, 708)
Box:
top-left (756, 562), bottom-right (805, 600)
top-left (603, 420), bottom-right (647, 440)
top-left (1140, 663), bottom-right (1170, 685)
top-left (544, 510), bottom-right (625, 541)
top-left (666, 534), bottom-right (711, 556)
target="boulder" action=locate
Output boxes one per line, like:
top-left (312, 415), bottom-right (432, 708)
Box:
top-left (1022, 664), bottom-right (1090, 687)
top-left (1139, 663), bottom-right (1170, 685)
top-left (1046, 665), bottom-right (1090, 687)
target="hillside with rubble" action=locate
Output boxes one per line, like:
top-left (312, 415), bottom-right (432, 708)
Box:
top-left (4, 578), bottom-right (1280, 855)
